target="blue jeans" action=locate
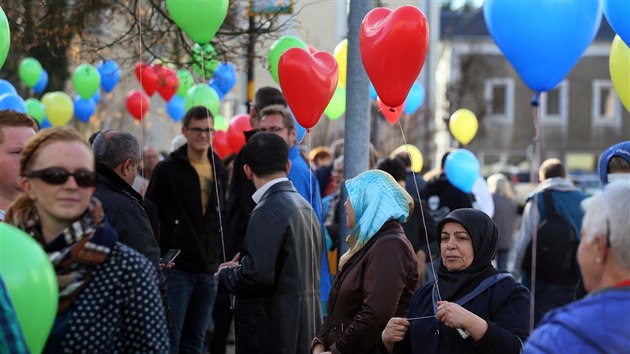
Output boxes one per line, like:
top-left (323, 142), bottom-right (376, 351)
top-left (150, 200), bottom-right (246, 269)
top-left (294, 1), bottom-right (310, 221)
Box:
top-left (166, 269), bottom-right (217, 354)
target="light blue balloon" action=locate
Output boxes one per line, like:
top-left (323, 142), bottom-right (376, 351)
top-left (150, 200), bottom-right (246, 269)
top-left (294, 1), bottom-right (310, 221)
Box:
top-left (166, 95), bottom-right (185, 122)
top-left (604, 0), bottom-right (630, 47)
top-left (445, 149), bottom-right (479, 194)
top-left (0, 79), bottom-right (17, 96)
top-left (97, 60), bottom-right (120, 93)
top-left (369, 83), bottom-right (377, 100)
top-left (33, 69), bottom-right (48, 95)
top-left (484, 0), bottom-right (602, 92)
top-left (0, 93), bottom-right (26, 113)
top-left (403, 81), bottom-right (425, 115)
top-left (73, 96), bottom-right (96, 123)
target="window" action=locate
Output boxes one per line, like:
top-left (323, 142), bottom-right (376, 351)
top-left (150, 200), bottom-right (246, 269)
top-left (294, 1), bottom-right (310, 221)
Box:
top-left (484, 78), bottom-right (514, 123)
top-left (540, 81), bottom-right (569, 125)
top-left (592, 80), bottom-right (621, 126)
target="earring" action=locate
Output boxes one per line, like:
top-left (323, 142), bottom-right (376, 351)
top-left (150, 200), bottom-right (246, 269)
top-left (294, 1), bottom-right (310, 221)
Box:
top-left (595, 257), bottom-right (602, 263)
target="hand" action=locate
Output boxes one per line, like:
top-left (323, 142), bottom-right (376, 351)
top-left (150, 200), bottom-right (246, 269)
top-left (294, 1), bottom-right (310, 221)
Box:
top-left (382, 317), bottom-right (410, 351)
top-left (436, 301), bottom-right (487, 341)
top-left (231, 252), bottom-right (241, 262)
top-left (312, 343), bottom-right (325, 354)
top-left (159, 262), bottom-right (175, 271)
top-left (214, 261), bottom-right (239, 279)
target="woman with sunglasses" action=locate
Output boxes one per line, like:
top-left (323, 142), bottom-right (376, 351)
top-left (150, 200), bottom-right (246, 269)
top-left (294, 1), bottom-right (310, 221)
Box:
top-left (4, 127), bottom-right (169, 353)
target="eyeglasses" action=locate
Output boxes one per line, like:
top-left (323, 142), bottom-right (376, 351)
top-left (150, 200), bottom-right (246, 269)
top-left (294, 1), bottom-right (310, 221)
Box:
top-left (24, 168), bottom-right (98, 188)
top-left (188, 127), bottom-right (215, 135)
top-left (260, 126), bottom-right (286, 133)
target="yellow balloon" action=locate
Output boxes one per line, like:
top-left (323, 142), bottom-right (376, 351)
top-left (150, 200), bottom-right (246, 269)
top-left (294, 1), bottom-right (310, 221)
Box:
top-left (43, 91), bottom-right (73, 126)
top-left (610, 35), bottom-right (630, 113)
top-left (449, 108), bottom-right (478, 146)
top-left (391, 144), bottom-right (423, 173)
top-left (334, 39), bottom-right (347, 88)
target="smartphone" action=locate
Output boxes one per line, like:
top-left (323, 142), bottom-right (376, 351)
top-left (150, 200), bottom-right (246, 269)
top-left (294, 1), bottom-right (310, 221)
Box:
top-left (161, 249), bottom-right (181, 264)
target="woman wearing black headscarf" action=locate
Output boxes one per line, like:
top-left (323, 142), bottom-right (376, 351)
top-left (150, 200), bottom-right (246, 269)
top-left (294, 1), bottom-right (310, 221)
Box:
top-left (382, 208), bottom-right (530, 354)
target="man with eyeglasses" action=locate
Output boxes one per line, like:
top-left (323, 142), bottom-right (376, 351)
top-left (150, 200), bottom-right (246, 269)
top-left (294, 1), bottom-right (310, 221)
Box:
top-left (0, 110), bottom-right (38, 221)
top-left (146, 106), bottom-right (228, 354)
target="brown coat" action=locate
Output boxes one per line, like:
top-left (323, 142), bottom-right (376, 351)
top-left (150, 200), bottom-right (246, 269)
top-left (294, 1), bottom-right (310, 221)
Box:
top-left (314, 221), bottom-right (419, 353)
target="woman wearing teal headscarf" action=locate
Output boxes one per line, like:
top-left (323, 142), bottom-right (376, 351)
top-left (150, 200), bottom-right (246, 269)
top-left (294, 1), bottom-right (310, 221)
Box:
top-left (312, 170), bottom-right (419, 354)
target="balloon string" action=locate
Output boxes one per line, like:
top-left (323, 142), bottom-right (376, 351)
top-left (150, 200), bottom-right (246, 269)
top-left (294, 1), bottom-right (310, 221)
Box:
top-left (529, 93), bottom-right (541, 333)
top-left (396, 120), bottom-right (442, 305)
top-left (406, 315), bottom-right (435, 321)
top-left (136, 0), bottom-right (146, 195)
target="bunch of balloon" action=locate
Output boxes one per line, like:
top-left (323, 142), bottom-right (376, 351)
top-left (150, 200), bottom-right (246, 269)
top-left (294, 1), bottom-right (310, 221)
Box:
top-left (391, 144), bottom-right (423, 173)
top-left (333, 39), bottom-right (348, 88)
top-left (42, 92), bottom-right (73, 126)
top-left (191, 43), bottom-right (220, 79)
top-left (72, 64), bottom-right (101, 100)
top-left (445, 149), bottom-right (480, 194)
top-left (154, 65), bottom-right (179, 101)
top-left (376, 97), bottom-right (404, 124)
top-left (324, 87), bottom-right (346, 121)
top-left (268, 35), bottom-right (309, 84)
top-left (278, 48), bottom-right (339, 130)
top-left (609, 35), bottom-right (630, 113)
top-left (226, 114), bottom-right (252, 153)
top-left (484, 0), bottom-right (602, 94)
top-left (0, 6), bottom-right (9, 69)
top-left (360, 6), bottom-right (429, 109)
top-left (0, 223), bottom-right (58, 354)
top-left (212, 130), bottom-right (232, 159)
top-left (126, 89), bottom-right (149, 122)
top-left (166, 0), bottom-right (228, 44)
top-left (184, 84), bottom-right (220, 116)
top-left (97, 60), bottom-right (120, 93)
top-left (19, 57), bottom-right (43, 89)
top-left (449, 109), bottom-right (478, 146)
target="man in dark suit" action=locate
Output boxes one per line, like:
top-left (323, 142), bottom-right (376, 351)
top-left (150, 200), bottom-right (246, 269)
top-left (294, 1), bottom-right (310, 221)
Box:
top-left (217, 132), bottom-right (323, 354)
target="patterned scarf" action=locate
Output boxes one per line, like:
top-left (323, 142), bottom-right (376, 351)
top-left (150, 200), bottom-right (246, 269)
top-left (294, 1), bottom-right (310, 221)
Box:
top-left (5, 197), bottom-right (116, 313)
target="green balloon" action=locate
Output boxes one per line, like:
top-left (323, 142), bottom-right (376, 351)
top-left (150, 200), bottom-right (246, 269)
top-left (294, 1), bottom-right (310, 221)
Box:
top-left (192, 43), bottom-right (220, 79)
top-left (25, 98), bottom-right (45, 123)
top-left (268, 35), bottom-right (309, 84)
top-left (214, 114), bottom-right (228, 131)
top-left (19, 57), bottom-right (43, 88)
top-left (325, 86), bottom-right (346, 120)
top-left (166, 0), bottom-right (228, 44)
top-left (0, 7), bottom-right (10, 70)
top-left (185, 84), bottom-right (220, 116)
top-left (0, 223), bottom-right (58, 354)
top-left (176, 69), bottom-right (194, 97)
top-left (72, 64), bottom-right (101, 100)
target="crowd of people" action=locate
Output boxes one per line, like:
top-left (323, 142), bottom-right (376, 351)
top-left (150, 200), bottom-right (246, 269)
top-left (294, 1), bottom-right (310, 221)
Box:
top-left (0, 85), bottom-right (629, 353)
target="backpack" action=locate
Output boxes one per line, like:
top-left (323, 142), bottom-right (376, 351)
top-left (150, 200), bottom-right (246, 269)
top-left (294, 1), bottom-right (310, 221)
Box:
top-left (521, 190), bottom-right (579, 285)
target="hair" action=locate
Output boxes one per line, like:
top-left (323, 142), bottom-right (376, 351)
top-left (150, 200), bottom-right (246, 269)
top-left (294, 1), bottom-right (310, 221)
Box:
top-left (581, 180), bottom-right (630, 269)
top-left (309, 146), bottom-right (333, 163)
top-left (259, 104), bottom-right (295, 130)
top-left (539, 158), bottom-right (566, 180)
top-left (608, 156), bottom-right (630, 174)
top-left (395, 151), bottom-right (412, 168)
top-left (20, 126), bottom-right (92, 175)
top-left (0, 110), bottom-right (39, 145)
top-left (440, 149), bottom-right (455, 170)
top-left (182, 106), bottom-right (214, 128)
top-left (254, 87), bottom-right (286, 113)
top-left (377, 158), bottom-right (407, 182)
top-left (92, 130), bottom-right (141, 169)
top-left (486, 173), bottom-right (516, 201)
top-left (243, 132), bottom-right (288, 177)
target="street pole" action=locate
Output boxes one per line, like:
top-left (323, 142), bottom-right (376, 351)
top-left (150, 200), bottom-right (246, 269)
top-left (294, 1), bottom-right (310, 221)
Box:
top-left (339, 0), bottom-right (372, 256)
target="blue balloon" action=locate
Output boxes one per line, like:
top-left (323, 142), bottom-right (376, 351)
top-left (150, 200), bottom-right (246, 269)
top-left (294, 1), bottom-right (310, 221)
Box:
top-left (0, 79), bottom-right (17, 96)
top-left (90, 89), bottom-right (101, 105)
top-left (0, 93), bottom-right (26, 113)
top-left (369, 83), bottom-right (377, 100)
top-left (605, 0), bottom-right (630, 47)
top-left (166, 95), bottom-right (185, 122)
top-left (403, 82), bottom-right (425, 115)
top-left (208, 62), bottom-right (237, 100)
top-left (445, 149), bottom-right (480, 194)
top-left (484, 0), bottom-right (602, 93)
top-left (40, 117), bottom-right (52, 129)
top-left (73, 96), bottom-right (96, 123)
top-left (33, 69), bottom-right (48, 94)
top-left (97, 60), bottom-right (120, 93)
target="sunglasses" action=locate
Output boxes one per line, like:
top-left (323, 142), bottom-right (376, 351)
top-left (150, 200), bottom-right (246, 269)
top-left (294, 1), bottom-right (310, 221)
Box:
top-left (24, 168), bottom-right (98, 188)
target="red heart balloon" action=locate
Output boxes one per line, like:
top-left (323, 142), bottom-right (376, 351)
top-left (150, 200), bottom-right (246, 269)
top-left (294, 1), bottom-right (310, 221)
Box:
top-left (226, 113), bottom-right (252, 153)
top-left (212, 130), bottom-right (232, 159)
top-left (134, 62), bottom-right (159, 96)
top-left (377, 96), bottom-right (404, 124)
top-left (278, 48), bottom-right (338, 129)
top-left (155, 65), bottom-right (180, 101)
top-left (360, 6), bottom-right (429, 108)
top-left (126, 89), bottom-right (150, 121)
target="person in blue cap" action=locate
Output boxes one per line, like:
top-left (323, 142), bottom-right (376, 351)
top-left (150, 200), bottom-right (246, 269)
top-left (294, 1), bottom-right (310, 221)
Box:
top-left (598, 141), bottom-right (630, 185)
